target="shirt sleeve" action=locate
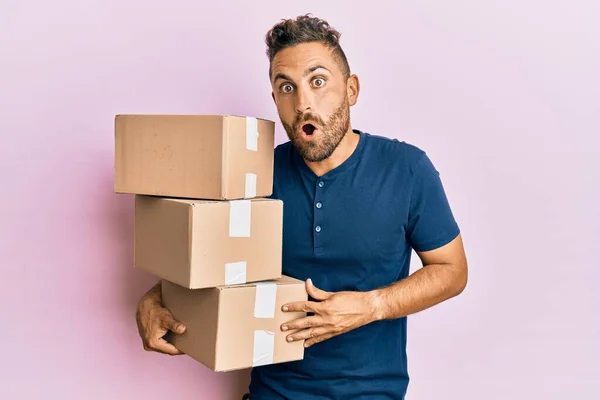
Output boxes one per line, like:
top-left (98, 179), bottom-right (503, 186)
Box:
top-left (406, 152), bottom-right (461, 252)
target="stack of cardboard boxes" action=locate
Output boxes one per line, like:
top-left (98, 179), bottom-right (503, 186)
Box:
top-left (114, 114), bottom-right (307, 372)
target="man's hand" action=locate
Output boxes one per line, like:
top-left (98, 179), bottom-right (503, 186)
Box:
top-left (136, 282), bottom-right (187, 356)
top-left (280, 279), bottom-right (380, 348)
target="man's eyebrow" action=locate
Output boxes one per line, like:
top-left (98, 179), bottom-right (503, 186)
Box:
top-left (305, 65), bottom-right (331, 76)
top-left (273, 65), bottom-right (332, 83)
top-left (273, 72), bottom-right (292, 83)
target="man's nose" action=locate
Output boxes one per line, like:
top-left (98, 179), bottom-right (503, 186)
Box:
top-left (295, 88), bottom-right (312, 114)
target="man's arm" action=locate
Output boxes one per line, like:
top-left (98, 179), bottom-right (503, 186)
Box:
top-left (280, 234), bottom-right (467, 347)
top-left (370, 233), bottom-right (468, 321)
top-left (370, 150), bottom-right (469, 321)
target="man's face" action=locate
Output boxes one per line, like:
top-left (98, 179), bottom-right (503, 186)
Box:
top-left (270, 42), bottom-right (357, 162)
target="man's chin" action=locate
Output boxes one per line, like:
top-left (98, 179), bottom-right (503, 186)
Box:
top-left (298, 146), bottom-right (332, 163)
top-left (287, 132), bottom-right (335, 162)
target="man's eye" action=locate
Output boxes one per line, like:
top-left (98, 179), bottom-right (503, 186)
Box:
top-left (282, 84), bottom-right (293, 92)
top-left (313, 78), bottom-right (324, 87)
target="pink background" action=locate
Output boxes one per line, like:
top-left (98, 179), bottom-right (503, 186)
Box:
top-left (1, 1), bottom-right (598, 399)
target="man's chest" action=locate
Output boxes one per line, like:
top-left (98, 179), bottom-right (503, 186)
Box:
top-left (273, 169), bottom-right (413, 291)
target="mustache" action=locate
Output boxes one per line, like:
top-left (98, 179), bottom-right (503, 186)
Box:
top-left (294, 113), bottom-right (325, 128)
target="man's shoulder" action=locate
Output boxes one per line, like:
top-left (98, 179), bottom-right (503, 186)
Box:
top-left (362, 131), bottom-right (428, 172)
top-left (273, 140), bottom-right (295, 167)
top-left (274, 140), bottom-right (294, 155)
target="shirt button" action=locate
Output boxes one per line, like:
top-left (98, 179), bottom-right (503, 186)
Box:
top-left (316, 202), bottom-right (322, 209)
top-left (318, 181), bottom-right (324, 188)
top-left (315, 226), bottom-right (321, 232)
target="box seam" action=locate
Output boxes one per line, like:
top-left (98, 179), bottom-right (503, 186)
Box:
top-left (188, 203), bottom-right (194, 288)
top-left (214, 289), bottom-right (222, 370)
top-left (221, 116), bottom-right (229, 200)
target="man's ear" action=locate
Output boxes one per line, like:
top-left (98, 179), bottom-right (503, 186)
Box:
top-left (347, 74), bottom-right (360, 106)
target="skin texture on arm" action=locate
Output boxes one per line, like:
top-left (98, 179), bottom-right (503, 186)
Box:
top-left (281, 234), bottom-right (468, 347)
top-left (371, 233), bottom-right (468, 321)
top-left (135, 281), bottom-right (187, 356)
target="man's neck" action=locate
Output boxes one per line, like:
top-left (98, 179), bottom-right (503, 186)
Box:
top-left (304, 128), bottom-right (360, 177)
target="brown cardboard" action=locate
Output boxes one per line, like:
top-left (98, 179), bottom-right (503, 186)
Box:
top-left (162, 275), bottom-right (308, 372)
top-left (114, 114), bottom-right (275, 200)
top-left (134, 195), bottom-right (283, 289)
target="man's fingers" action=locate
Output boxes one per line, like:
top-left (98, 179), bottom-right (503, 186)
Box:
top-left (282, 300), bottom-right (320, 313)
top-left (304, 333), bottom-right (335, 348)
top-left (155, 338), bottom-right (184, 356)
top-left (281, 315), bottom-right (322, 332)
top-left (147, 337), bottom-right (185, 356)
top-left (286, 327), bottom-right (330, 343)
top-left (160, 312), bottom-right (187, 334)
top-left (305, 278), bottom-right (332, 301)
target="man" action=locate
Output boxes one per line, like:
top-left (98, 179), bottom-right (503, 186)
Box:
top-left (135, 14), bottom-right (468, 400)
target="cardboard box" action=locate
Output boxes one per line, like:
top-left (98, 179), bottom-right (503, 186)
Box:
top-left (162, 275), bottom-right (308, 371)
top-left (134, 195), bottom-right (283, 289)
top-left (114, 114), bottom-right (275, 200)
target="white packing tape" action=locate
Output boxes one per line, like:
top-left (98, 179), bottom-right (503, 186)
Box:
top-left (229, 200), bottom-right (251, 237)
top-left (246, 117), bottom-right (259, 151)
top-left (253, 281), bottom-right (278, 318)
top-left (225, 261), bottom-right (247, 285)
top-left (245, 173), bottom-right (257, 198)
top-left (252, 330), bottom-right (275, 367)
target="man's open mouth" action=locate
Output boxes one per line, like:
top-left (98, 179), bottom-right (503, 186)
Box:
top-left (302, 123), bottom-right (317, 135)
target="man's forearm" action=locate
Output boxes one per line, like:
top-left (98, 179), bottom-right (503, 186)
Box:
top-left (369, 263), bottom-right (467, 321)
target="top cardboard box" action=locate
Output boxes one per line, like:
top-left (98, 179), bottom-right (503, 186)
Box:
top-left (114, 114), bottom-right (275, 200)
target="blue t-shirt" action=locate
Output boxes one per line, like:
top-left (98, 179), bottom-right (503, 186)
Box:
top-left (248, 130), bottom-right (460, 399)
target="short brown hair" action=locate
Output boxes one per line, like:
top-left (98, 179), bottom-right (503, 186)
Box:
top-left (265, 14), bottom-right (351, 79)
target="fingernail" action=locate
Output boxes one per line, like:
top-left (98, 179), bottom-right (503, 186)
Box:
top-left (282, 306), bottom-right (288, 311)
top-left (287, 336), bottom-right (293, 342)
top-left (281, 325), bottom-right (288, 331)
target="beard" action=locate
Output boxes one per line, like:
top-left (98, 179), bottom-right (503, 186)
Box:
top-left (281, 96), bottom-right (350, 163)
